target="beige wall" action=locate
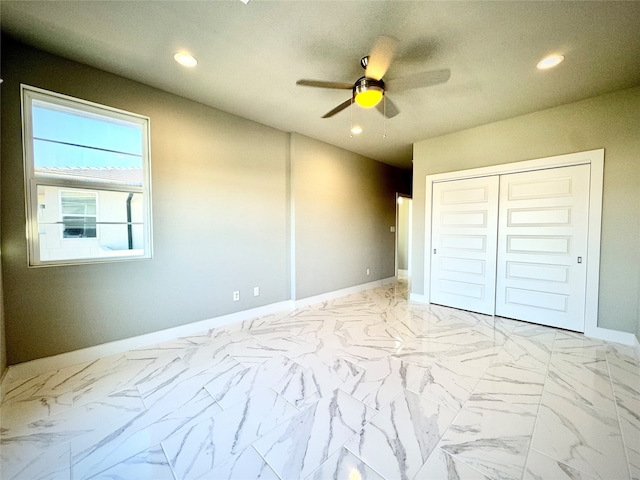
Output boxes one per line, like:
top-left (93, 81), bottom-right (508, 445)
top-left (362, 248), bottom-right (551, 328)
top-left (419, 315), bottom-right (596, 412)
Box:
top-left (292, 134), bottom-right (405, 299)
top-left (1, 38), bottom-right (409, 365)
top-left (412, 87), bottom-right (640, 338)
top-left (1, 38), bottom-right (289, 364)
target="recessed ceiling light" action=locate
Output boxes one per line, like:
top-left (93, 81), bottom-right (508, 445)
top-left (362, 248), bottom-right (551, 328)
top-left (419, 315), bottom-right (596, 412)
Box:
top-left (537, 54), bottom-right (564, 70)
top-left (174, 52), bottom-right (197, 67)
top-left (351, 125), bottom-right (363, 135)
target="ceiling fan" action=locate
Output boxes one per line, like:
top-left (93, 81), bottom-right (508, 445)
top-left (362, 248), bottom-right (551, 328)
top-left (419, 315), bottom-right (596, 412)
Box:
top-left (296, 36), bottom-right (451, 119)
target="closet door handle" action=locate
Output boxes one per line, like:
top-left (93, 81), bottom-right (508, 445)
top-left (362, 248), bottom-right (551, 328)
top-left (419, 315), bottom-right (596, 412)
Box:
top-left (577, 256), bottom-right (582, 264)
top-left (434, 249), bottom-right (437, 254)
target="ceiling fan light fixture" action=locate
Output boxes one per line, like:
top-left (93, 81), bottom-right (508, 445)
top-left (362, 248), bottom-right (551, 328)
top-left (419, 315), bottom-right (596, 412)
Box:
top-left (355, 89), bottom-right (383, 108)
top-left (354, 77), bottom-right (385, 108)
top-left (537, 54), bottom-right (564, 70)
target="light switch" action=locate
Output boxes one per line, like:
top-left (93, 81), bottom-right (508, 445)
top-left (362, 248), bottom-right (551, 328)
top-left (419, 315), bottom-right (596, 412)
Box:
top-left (390, 226), bottom-right (396, 232)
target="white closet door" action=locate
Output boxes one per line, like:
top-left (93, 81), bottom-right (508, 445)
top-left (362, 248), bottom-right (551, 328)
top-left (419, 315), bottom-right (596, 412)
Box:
top-left (495, 164), bottom-right (590, 331)
top-left (430, 176), bottom-right (499, 315)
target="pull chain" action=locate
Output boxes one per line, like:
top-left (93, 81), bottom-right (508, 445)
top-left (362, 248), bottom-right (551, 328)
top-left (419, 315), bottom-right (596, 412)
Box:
top-left (383, 96), bottom-right (387, 138)
top-left (350, 96), bottom-right (354, 137)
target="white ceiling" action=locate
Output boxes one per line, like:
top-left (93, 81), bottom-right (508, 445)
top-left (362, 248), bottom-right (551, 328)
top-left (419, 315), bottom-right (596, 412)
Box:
top-left (2, 1), bottom-right (640, 170)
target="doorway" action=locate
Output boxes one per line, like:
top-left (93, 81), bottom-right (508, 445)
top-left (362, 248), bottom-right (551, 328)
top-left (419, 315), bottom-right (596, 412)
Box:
top-left (396, 194), bottom-right (412, 281)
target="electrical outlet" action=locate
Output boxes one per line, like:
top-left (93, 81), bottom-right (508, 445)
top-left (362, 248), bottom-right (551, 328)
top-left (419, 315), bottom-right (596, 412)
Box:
top-left (366, 268), bottom-right (370, 275)
top-left (254, 286), bottom-right (260, 296)
top-left (233, 291), bottom-right (240, 301)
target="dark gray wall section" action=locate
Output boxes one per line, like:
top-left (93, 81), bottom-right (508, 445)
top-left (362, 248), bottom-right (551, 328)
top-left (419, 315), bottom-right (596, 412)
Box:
top-left (0, 200), bottom-right (5, 377)
top-left (412, 87), bottom-right (640, 338)
top-left (0, 37), bottom-right (6, 376)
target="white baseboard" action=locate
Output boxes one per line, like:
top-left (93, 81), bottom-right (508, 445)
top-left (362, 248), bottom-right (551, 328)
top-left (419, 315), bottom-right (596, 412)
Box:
top-left (409, 292), bottom-right (429, 304)
top-left (5, 300), bottom-right (295, 385)
top-left (4, 277), bottom-right (398, 385)
top-left (582, 325), bottom-right (636, 346)
top-left (635, 334), bottom-right (640, 358)
top-left (7, 275), bottom-right (631, 391)
top-left (294, 277), bottom-right (396, 309)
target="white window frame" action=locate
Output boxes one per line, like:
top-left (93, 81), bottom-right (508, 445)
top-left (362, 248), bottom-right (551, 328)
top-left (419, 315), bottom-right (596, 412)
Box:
top-left (21, 84), bottom-right (153, 266)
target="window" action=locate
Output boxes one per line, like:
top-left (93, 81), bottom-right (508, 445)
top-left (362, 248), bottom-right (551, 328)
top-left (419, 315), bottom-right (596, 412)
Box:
top-left (22, 85), bottom-right (152, 266)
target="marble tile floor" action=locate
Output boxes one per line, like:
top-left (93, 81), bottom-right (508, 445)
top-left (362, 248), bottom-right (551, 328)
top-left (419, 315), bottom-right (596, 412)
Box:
top-left (1, 281), bottom-right (639, 480)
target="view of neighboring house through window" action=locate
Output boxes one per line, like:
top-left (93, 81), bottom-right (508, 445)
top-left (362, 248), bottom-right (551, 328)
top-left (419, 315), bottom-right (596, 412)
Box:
top-left (22, 85), bottom-right (152, 266)
top-left (60, 190), bottom-right (97, 238)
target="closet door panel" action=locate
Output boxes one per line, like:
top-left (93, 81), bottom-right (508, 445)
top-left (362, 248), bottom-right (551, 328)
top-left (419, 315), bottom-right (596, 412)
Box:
top-left (495, 165), bottom-right (590, 331)
top-left (430, 176), bottom-right (499, 315)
